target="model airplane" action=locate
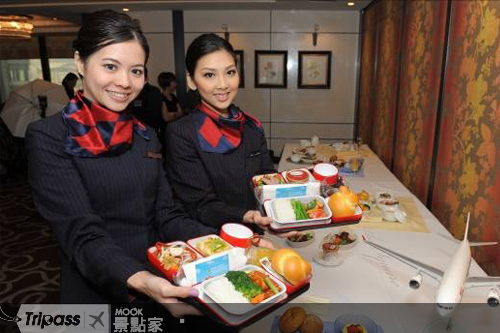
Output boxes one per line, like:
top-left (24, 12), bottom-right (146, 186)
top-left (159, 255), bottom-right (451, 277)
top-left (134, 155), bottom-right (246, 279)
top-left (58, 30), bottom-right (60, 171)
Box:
top-left (363, 213), bottom-right (500, 317)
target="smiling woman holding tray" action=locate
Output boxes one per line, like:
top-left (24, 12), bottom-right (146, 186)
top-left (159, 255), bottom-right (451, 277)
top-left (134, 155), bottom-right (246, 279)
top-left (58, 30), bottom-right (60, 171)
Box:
top-left (166, 34), bottom-right (284, 236)
top-left (26, 10), bottom-right (217, 315)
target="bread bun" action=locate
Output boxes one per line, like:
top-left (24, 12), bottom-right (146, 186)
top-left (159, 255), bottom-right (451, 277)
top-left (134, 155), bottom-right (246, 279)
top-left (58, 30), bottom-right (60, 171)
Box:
top-left (279, 307), bottom-right (306, 333)
top-left (328, 186), bottom-right (359, 217)
top-left (272, 248), bottom-right (312, 285)
top-left (299, 314), bottom-right (324, 333)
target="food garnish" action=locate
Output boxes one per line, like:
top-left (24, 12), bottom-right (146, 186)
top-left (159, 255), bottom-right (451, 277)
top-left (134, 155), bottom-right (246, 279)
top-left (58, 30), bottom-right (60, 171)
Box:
top-left (288, 232), bottom-right (314, 242)
top-left (157, 243), bottom-right (198, 279)
top-left (254, 173), bottom-right (285, 186)
top-left (196, 237), bottom-right (230, 256)
top-left (342, 323), bottom-right (367, 333)
top-left (225, 270), bottom-right (281, 304)
top-left (275, 198), bottom-right (327, 221)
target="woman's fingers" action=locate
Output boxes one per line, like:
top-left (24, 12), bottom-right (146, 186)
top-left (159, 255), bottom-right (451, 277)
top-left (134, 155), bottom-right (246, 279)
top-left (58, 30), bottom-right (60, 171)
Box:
top-left (254, 213), bottom-right (272, 227)
top-left (161, 284), bottom-right (199, 299)
top-left (257, 237), bottom-right (276, 249)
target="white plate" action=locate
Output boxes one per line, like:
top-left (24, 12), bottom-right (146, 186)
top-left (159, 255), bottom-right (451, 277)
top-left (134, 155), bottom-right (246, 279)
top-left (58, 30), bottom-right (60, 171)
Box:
top-left (314, 228), bottom-right (358, 266)
top-left (200, 264), bottom-right (287, 315)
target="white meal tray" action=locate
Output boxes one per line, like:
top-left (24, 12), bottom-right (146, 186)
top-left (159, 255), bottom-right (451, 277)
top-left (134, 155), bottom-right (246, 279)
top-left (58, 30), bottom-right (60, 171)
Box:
top-left (194, 264), bottom-right (287, 319)
top-left (267, 195), bottom-right (332, 225)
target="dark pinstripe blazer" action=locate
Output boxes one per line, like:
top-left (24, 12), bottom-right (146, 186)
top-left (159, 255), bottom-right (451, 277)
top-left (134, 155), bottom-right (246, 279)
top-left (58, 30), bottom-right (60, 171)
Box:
top-left (26, 113), bottom-right (216, 303)
top-left (165, 110), bottom-right (275, 230)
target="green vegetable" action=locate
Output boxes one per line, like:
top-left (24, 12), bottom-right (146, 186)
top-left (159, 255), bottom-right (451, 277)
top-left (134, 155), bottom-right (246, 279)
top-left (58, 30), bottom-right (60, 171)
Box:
top-left (307, 199), bottom-right (317, 210)
top-left (264, 277), bottom-right (279, 294)
top-left (209, 238), bottom-right (228, 252)
top-left (225, 271), bottom-right (262, 300)
top-left (292, 199), bottom-right (308, 220)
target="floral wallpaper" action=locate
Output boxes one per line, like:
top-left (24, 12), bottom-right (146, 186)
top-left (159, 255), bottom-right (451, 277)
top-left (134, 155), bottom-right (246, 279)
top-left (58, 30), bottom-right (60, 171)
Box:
top-left (393, 1), bottom-right (448, 204)
top-left (357, 4), bottom-right (377, 146)
top-left (431, 0), bottom-right (500, 275)
top-left (370, 1), bottom-right (404, 167)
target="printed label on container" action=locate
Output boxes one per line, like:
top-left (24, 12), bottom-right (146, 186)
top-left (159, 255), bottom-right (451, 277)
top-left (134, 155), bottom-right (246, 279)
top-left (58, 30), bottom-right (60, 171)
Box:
top-left (195, 254), bottom-right (230, 282)
top-left (276, 186), bottom-right (307, 198)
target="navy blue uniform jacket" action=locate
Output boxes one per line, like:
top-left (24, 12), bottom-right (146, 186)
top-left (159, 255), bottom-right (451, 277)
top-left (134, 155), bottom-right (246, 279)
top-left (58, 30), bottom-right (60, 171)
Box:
top-left (165, 111), bottom-right (275, 230)
top-left (26, 113), bottom-right (216, 303)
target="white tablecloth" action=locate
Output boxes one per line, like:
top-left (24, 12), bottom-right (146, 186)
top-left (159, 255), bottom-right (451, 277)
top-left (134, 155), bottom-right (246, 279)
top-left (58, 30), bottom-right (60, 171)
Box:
top-left (242, 143), bottom-right (496, 333)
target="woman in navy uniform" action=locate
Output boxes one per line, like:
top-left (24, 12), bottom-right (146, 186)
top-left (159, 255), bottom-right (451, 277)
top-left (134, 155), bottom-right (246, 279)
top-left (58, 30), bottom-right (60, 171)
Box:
top-left (26, 10), bottom-right (214, 315)
top-left (166, 34), bottom-right (288, 237)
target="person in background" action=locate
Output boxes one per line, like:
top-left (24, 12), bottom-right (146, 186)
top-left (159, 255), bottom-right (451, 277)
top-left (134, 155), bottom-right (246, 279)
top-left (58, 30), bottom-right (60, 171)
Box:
top-left (61, 72), bottom-right (78, 99)
top-left (130, 68), bottom-right (165, 141)
top-left (26, 10), bottom-right (216, 316)
top-left (158, 72), bottom-right (184, 122)
top-left (165, 34), bottom-right (293, 238)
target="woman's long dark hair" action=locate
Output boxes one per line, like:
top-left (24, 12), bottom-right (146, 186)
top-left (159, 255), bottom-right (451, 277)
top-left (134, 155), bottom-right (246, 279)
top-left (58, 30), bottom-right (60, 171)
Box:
top-left (185, 33), bottom-right (237, 108)
top-left (73, 10), bottom-right (149, 65)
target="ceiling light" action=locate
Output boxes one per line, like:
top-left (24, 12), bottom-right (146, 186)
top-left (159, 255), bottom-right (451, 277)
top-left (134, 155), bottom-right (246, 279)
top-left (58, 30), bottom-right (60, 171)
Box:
top-left (0, 15), bottom-right (34, 39)
top-left (122, 8), bottom-right (130, 12)
top-left (348, 2), bottom-right (355, 6)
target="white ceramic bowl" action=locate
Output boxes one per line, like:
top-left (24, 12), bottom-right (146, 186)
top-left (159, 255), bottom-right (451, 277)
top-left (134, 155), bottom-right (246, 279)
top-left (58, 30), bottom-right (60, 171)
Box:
top-left (290, 154), bottom-right (302, 163)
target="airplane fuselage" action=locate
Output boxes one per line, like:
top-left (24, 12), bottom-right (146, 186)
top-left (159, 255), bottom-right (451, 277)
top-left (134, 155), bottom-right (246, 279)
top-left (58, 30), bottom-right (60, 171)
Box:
top-left (435, 240), bottom-right (471, 316)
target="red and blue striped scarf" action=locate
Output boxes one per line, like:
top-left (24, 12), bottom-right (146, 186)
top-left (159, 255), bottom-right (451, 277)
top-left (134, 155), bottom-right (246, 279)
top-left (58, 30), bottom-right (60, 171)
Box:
top-left (193, 102), bottom-right (263, 153)
top-left (62, 91), bottom-right (149, 157)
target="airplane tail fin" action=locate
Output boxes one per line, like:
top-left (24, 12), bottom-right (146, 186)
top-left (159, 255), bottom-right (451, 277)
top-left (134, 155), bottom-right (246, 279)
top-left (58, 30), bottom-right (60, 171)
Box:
top-left (463, 213), bottom-right (498, 246)
top-left (464, 212), bottom-right (470, 241)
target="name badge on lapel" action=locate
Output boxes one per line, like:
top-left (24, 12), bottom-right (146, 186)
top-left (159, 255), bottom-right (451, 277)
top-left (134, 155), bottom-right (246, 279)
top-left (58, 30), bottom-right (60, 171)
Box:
top-left (146, 151), bottom-right (162, 159)
top-left (247, 151), bottom-right (261, 158)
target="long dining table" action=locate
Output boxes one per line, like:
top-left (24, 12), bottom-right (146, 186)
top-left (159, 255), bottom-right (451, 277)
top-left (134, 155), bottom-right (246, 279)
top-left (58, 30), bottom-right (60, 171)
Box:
top-left (241, 143), bottom-right (499, 333)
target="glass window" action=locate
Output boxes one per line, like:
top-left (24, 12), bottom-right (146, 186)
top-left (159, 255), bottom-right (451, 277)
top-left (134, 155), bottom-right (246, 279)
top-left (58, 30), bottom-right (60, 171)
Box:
top-left (0, 37), bottom-right (41, 103)
top-left (0, 59), bottom-right (43, 103)
top-left (49, 58), bottom-right (82, 91)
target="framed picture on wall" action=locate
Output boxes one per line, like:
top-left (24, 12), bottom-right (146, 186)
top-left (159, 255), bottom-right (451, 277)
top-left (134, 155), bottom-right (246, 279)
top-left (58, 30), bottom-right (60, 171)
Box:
top-left (298, 51), bottom-right (332, 89)
top-left (255, 50), bottom-right (288, 88)
top-left (234, 50), bottom-right (245, 88)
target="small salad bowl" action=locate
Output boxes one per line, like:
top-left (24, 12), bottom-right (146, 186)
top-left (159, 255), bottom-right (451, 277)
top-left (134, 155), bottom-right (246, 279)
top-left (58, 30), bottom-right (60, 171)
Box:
top-left (286, 231), bottom-right (315, 248)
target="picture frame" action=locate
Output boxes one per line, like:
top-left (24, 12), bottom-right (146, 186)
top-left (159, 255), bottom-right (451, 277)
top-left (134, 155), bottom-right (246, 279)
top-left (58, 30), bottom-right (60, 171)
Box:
top-left (254, 50), bottom-right (288, 88)
top-left (298, 51), bottom-right (332, 89)
top-left (234, 50), bottom-right (245, 88)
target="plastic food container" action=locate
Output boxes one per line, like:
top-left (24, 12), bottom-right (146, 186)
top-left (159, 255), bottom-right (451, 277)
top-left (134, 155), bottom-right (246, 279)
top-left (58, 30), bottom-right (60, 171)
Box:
top-left (147, 241), bottom-right (201, 281)
top-left (188, 234), bottom-right (234, 257)
top-left (200, 264), bottom-right (287, 315)
top-left (281, 168), bottom-right (316, 184)
top-left (268, 195), bottom-right (332, 225)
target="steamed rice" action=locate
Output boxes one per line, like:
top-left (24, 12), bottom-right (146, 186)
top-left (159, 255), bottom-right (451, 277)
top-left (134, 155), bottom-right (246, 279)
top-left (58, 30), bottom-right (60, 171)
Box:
top-left (205, 277), bottom-right (249, 303)
top-left (273, 199), bottom-right (296, 221)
